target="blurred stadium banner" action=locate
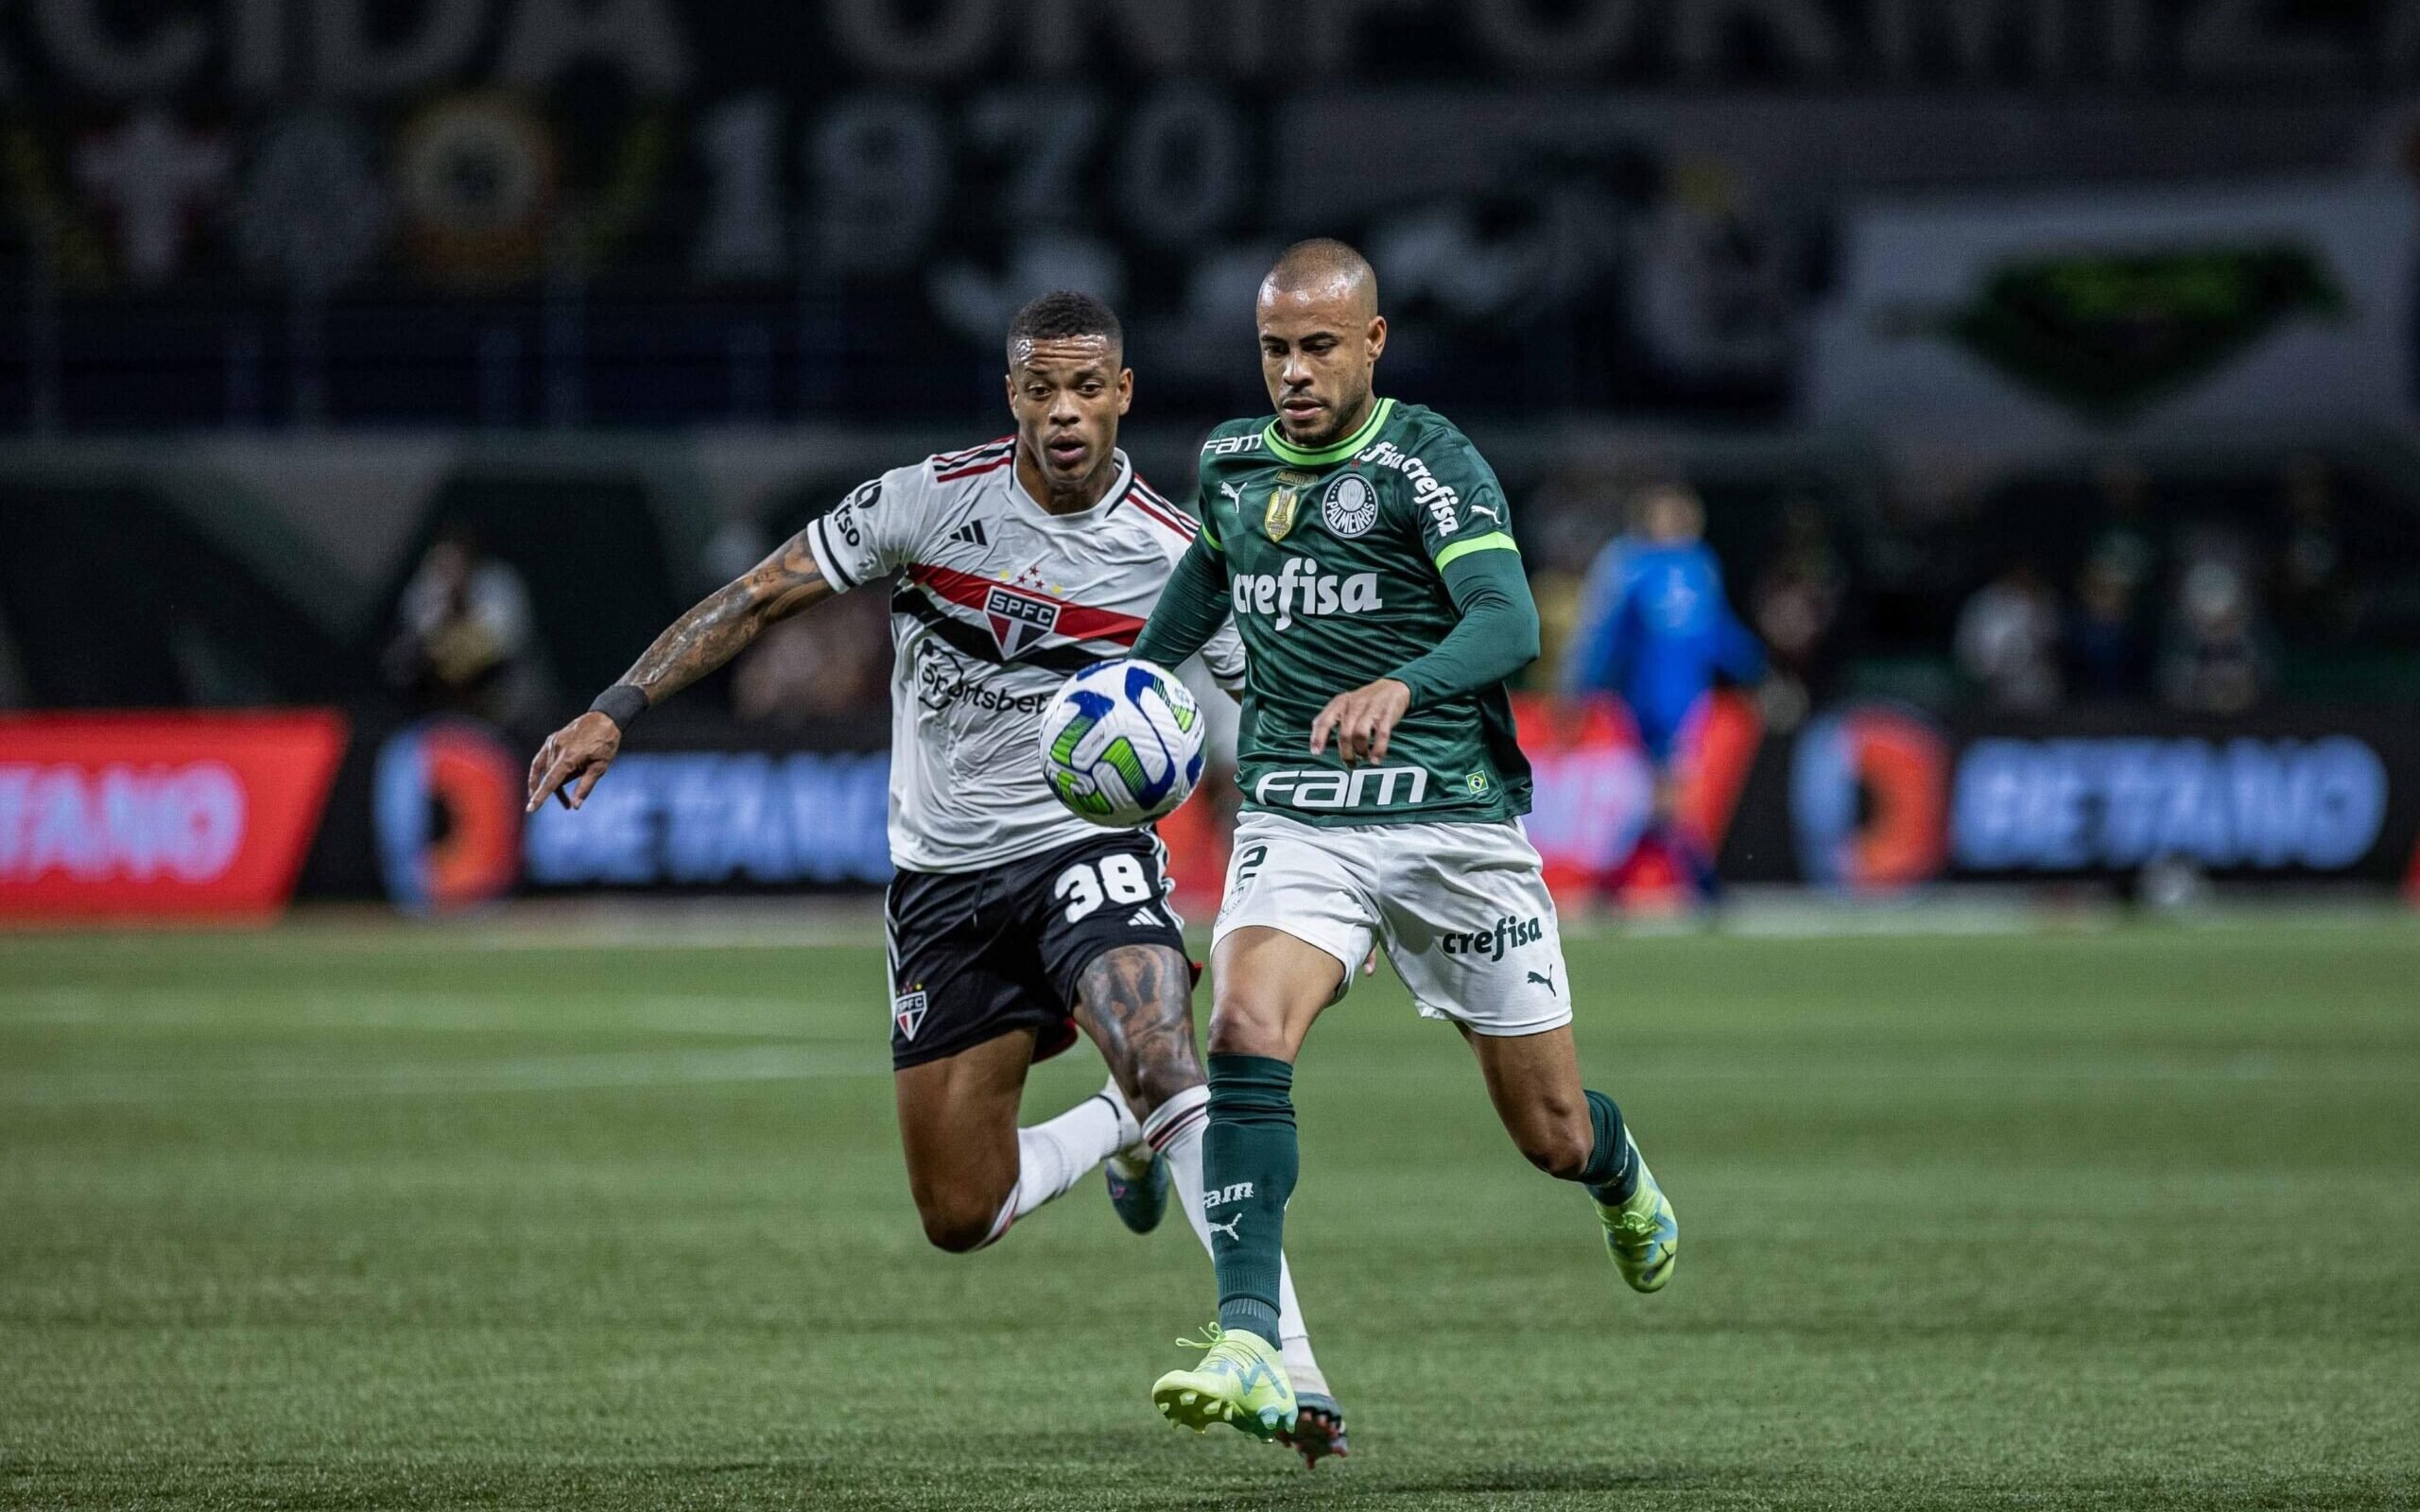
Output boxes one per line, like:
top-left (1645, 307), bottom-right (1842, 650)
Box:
top-left (9, 698), bottom-right (2417, 924)
top-left (9, 1), bottom-right (2417, 431)
top-left (1810, 180), bottom-right (2413, 454)
top-left (0, 711), bottom-right (345, 920)
top-left (1770, 702), bottom-right (2420, 897)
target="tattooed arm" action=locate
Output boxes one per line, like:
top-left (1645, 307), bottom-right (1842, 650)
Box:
top-left (1072, 944), bottom-right (1207, 1118)
top-left (525, 531), bottom-right (834, 813)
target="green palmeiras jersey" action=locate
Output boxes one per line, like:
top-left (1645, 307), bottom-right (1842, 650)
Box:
top-left (1176, 397), bottom-right (1534, 827)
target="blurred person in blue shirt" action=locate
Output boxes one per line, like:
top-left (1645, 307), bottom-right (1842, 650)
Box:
top-left (1564, 482), bottom-right (1766, 902)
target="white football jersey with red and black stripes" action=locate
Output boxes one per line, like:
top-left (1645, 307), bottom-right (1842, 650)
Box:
top-left (804, 439), bottom-right (1243, 874)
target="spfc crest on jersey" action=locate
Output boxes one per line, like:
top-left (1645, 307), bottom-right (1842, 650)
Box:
top-left (983, 582), bottom-right (1062, 659)
top-left (892, 988), bottom-right (929, 1041)
top-left (1264, 471), bottom-right (1315, 541)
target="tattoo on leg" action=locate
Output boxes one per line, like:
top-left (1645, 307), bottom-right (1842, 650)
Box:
top-left (1075, 945), bottom-right (1204, 1117)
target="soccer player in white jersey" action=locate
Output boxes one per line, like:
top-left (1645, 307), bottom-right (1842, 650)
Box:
top-left (526, 293), bottom-right (1346, 1466)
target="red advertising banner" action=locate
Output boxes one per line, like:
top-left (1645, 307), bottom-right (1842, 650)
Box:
top-left (0, 711), bottom-right (348, 921)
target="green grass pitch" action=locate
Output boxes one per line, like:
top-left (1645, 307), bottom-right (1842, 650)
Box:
top-left (4, 919), bottom-right (2416, 1510)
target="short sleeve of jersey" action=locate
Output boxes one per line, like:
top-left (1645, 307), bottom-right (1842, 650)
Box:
top-left (1392, 423), bottom-right (1517, 572)
top-left (803, 469), bottom-right (918, 593)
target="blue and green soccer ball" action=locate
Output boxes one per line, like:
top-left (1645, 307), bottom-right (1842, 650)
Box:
top-left (1037, 659), bottom-right (1207, 827)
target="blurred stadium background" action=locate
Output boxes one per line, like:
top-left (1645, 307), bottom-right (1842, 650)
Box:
top-left (4, 5), bottom-right (2419, 1508)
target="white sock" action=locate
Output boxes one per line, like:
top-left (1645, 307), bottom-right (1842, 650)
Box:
top-left (980, 1083), bottom-right (1135, 1247)
top-left (1146, 1084), bottom-right (1330, 1399)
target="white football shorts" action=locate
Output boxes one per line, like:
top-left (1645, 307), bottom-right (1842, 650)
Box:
top-left (1211, 809), bottom-right (1572, 1037)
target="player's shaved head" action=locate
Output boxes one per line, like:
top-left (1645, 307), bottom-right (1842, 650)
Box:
top-left (1261, 238), bottom-right (1378, 320)
top-left (1257, 238), bottom-right (1387, 449)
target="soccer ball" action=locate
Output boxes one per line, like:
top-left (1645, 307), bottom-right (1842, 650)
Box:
top-left (1038, 660), bottom-right (1206, 827)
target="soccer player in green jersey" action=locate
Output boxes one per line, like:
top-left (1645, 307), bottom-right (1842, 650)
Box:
top-left (1128, 240), bottom-right (1680, 1441)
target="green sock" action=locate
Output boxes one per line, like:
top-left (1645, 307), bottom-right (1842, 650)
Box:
top-left (1203, 1054), bottom-right (1296, 1342)
top-left (1581, 1089), bottom-right (1639, 1206)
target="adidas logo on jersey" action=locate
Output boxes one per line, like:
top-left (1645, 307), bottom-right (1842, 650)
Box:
top-left (1440, 916), bottom-right (1544, 962)
top-left (1126, 906), bottom-right (1163, 928)
top-left (951, 520), bottom-right (988, 548)
top-left (1230, 559), bottom-right (1381, 631)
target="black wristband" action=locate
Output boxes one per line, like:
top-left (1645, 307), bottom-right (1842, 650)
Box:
top-left (588, 684), bottom-right (649, 731)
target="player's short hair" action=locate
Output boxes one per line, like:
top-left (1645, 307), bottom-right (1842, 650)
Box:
top-left (1006, 292), bottom-right (1123, 368)
top-left (1265, 238), bottom-right (1379, 308)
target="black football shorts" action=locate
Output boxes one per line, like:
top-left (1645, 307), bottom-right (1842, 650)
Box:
top-left (885, 829), bottom-right (1188, 1071)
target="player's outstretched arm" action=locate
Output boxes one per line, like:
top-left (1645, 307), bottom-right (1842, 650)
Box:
top-left (525, 531), bottom-right (834, 813)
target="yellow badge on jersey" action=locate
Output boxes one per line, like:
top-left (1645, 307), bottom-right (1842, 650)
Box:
top-left (1264, 471), bottom-right (1314, 541)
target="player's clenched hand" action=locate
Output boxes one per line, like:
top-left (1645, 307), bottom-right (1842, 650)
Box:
top-left (1308, 678), bottom-right (1411, 767)
top-left (526, 712), bottom-right (623, 814)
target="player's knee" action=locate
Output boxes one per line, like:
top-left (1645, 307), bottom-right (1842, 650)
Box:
top-left (1205, 1001), bottom-right (1287, 1059)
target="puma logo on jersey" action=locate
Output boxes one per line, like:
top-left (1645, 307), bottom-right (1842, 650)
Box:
top-left (1204, 1182), bottom-right (1254, 1207)
top-left (1230, 559), bottom-right (1381, 630)
top-left (1219, 482), bottom-right (1243, 506)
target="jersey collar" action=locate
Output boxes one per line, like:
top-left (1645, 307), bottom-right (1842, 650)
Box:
top-left (1261, 397), bottom-right (1393, 468)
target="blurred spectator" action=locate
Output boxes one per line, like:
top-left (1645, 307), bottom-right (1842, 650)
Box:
top-left (1523, 462), bottom-right (1628, 686)
top-left (732, 579), bottom-right (890, 724)
top-left (2065, 557), bottom-right (2151, 701)
top-left (1955, 560), bottom-right (2061, 712)
top-left (2162, 549), bottom-right (2272, 715)
top-left (2273, 454), bottom-right (2359, 644)
top-left (385, 523), bottom-right (547, 724)
top-left (1751, 498), bottom-right (1846, 707)
top-left (0, 615), bottom-right (25, 710)
top-left (2086, 457), bottom-right (2162, 600)
top-left (1565, 481), bottom-right (1766, 902)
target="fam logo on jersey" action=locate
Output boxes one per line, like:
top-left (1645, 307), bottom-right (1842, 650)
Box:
top-left (1322, 473), bottom-right (1379, 539)
top-left (892, 988), bottom-right (929, 1041)
top-left (1441, 915), bottom-right (1544, 961)
top-left (983, 582), bottom-right (1062, 660)
top-left (1253, 765), bottom-right (1429, 810)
